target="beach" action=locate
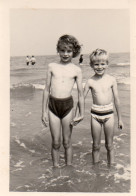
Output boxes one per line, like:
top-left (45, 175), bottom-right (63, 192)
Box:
top-left (10, 53), bottom-right (130, 192)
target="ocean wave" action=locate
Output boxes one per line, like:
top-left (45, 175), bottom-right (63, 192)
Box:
top-left (10, 78), bottom-right (130, 90)
top-left (33, 78), bottom-right (130, 87)
top-left (117, 62), bottom-right (130, 66)
top-left (117, 77), bottom-right (130, 85)
top-left (32, 84), bottom-right (45, 89)
top-left (11, 83), bottom-right (45, 90)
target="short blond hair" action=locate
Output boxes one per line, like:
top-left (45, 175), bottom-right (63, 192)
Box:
top-left (90, 48), bottom-right (109, 67)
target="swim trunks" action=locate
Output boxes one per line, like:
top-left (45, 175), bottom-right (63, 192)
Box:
top-left (49, 95), bottom-right (73, 119)
top-left (91, 103), bottom-right (114, 124)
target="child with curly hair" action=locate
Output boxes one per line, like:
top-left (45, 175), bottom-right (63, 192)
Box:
top-left (42, 35), bottom-right (84, 167)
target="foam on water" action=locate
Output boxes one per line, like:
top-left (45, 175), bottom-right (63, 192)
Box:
top-left (25, 112), bottom-right (32, 117)
top-left (117, 62), bottom-right (130, 66)
top-left (10, 138), bottom-right (131, 191)
top-left (14, 161), bottom-right (25, 168)
top-left (38, 174), bottom-right (46, 179)
top-left (33, 84), bottom-right (45, 89)
top-left (12, 168), bottom-right (23, 173)
top-left (11, 122), bottom-right (16, 127)
top-left (10, 76), bottom-right (130, 92)
top-left (114, 136), bottom-right (123, 142)
top-left (15, 139), bottom-right (37, 154)
top-left (114, 167), bottom-right (130, 181)
top-left (73, 141), bottom-right (83, 146)
top-left (29, 149), bottom-right (36, 153)
top-left (120, 133), bottom-right (128, 137)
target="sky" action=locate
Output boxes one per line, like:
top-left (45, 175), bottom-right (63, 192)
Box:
top-left (10, 9), bottom-right (130, 56)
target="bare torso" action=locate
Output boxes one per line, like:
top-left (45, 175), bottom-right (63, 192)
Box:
top-left (49, 63), bottom-right (80, 98)
top-left (88, 74), bottom-right (114, 105)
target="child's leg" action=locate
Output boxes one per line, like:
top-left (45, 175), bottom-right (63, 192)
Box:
top-left (49, 110), bottom-right (61, 167)
top-left (61, 110), bottom-right (73, 165)
top-left (103, 114), bottom-right (114, 165)
top-left (91, 116), bottom-right (102, 164)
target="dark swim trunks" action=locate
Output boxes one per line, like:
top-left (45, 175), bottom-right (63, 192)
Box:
top-left (49, 95), bottom-right (73, 119)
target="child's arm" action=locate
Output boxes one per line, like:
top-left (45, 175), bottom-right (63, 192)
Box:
top-left (71, 79), bottom-right (90, 126)
top-left (71, 68), bottom-right (84, 126)
top-left (83, 80), bottom-right (90, 99)
top-left (41, 64), bottom-right (52, 127)
top-left (112, 77), bottom-right (124, 130)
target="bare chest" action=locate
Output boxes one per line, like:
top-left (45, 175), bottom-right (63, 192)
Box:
top-left (52, 67), bottom-right (76, 81)
top-left (91, 80), bottom-right (112, 94)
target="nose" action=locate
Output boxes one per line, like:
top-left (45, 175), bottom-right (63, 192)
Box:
top-left (98, 64), bottom-right (102, 68)
top-left (64, 51), bottom-right (68, 56)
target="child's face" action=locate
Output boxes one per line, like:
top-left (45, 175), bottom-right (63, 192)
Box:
top-left (92, 56), bottom-right (108, 76)
top-left (58, 43), bottom-right (74, 64)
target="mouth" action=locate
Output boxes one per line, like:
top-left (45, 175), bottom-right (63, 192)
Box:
top-left (62, 57), bottom-right (69, 60)
top-left (62, 57), bottom-right (70, 62)
top-left (95, 69), bottom-right (104, 74)
top-left (96, 69), bottom-right (103, 72)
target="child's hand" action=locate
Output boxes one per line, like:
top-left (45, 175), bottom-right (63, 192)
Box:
top-left (118, 120), bottom-right (124, 130)
top-left (41, 112), bottom-right (49, 127)
top-left (71, 116), bottom-right (84, 126)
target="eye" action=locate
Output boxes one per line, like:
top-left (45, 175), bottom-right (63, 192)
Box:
top-left (60, 49), bottom-right (65, 52)
top-left (67, 50), bottom-right (72, 53)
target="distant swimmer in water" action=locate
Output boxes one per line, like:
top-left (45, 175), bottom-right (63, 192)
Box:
top-left (41, 34), bottom-right (84, 168)
top-left (26, 56), bottom-right (30, 66)
top-left (30, 55), bottom-right (36, 65)
top-left (79, 54), bottom-right (83, 65)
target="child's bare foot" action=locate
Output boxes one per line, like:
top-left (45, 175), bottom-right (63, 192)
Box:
top-left (53, 164), bottom-right (60, 168)
top-left (107, 163), bottom-right (117, 172)
top-left (92, 161), bottom-right (100, 170)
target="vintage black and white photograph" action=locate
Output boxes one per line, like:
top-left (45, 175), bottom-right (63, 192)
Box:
top-left (9, 7), bottom-right (131, 192)
top-left (1, 0), bottom-right (136, 195)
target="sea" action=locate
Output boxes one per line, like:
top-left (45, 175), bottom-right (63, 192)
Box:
top-left (10, 53), bottom-right (130, 192)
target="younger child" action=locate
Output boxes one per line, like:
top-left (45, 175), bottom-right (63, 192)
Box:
top-left (41, 35), bottom-right (84, 167)
top-left (83, 48), bottom-right (123, 167)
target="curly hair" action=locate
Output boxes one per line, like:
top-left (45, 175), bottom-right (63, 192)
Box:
top-left (57, 34), bottom-right (81, 58)
top-left (89, 48), bottom-right (109, 67)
